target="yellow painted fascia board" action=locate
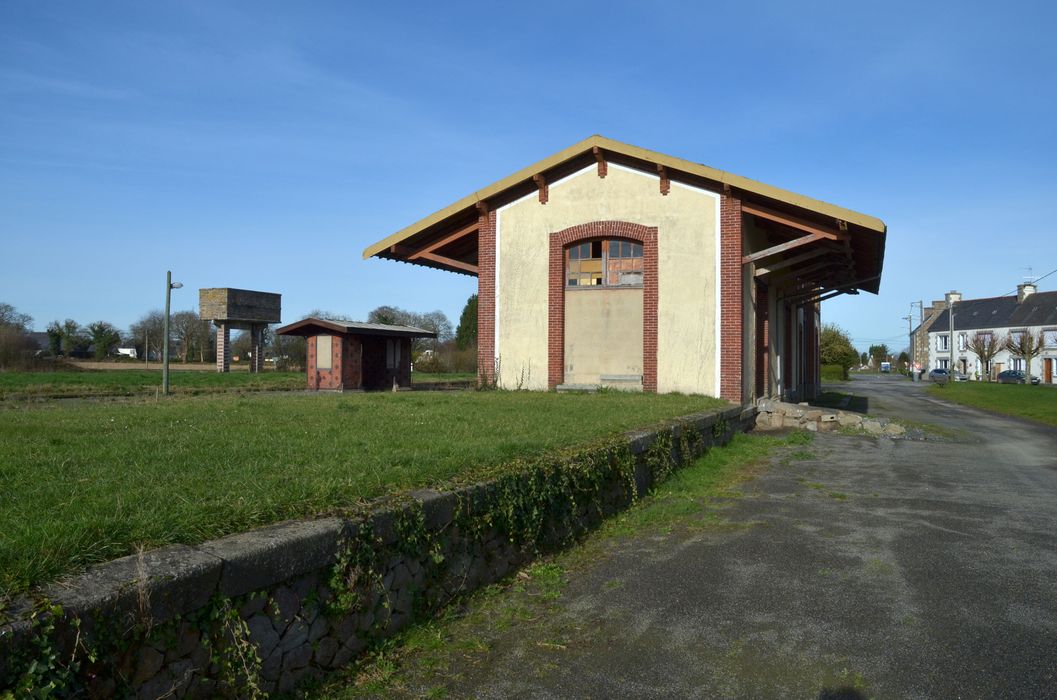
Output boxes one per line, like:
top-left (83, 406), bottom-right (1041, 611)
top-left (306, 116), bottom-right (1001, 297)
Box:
top-left (362, 135), bottom-right (885, 260)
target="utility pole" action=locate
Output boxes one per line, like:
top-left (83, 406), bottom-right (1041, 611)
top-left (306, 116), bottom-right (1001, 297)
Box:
top-left (162, 271), bottom-right (183, 395)
top-left (949, 297), bottom-right (956, 376)
top-left (903, 314), bottom-right (913, 378)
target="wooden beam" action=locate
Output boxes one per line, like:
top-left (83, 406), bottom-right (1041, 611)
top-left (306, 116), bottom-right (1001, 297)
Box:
top-left (657, 164), bottom-right (670, 195)
top-left (742, 232), bottom-right (827, 265)
top-left (416, 252), bottom-right (478, 274)
top-left (742, 202), bottom-right (846, 241)
top-left (476, 200), bottom-right (490, 217)
top-left (767, 261), bottom-right (849, 289)
top-left (593, 146), bottom-right (607, 178)
top-left (784, 274), bottom-right (880, 303)
top-left (408, 220), bottom-right (479, 260)
top-left (753, 247), bottom-right (831, 277)
top-left (533, 174), bottom-right (548, 204)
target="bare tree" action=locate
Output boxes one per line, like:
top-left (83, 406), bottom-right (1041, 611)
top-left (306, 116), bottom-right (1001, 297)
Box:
top-left (968, 331), bottom-right (1001, 381)
top-left (0, 302), bottom-right (35, 367)
top-left (0, 302), bottom-right (32, 331)
top-left (1005, 330), bottom-right (1045, 382)
top-left (170, 311), bottom-right (202, 362)
top-left (128, 311), bottom-right (166, 361)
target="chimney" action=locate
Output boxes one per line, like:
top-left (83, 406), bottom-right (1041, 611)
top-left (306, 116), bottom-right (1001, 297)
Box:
top-left (944, 291), bottom-right (962, 305)
top-left (1018, 283), bottom-right (1037, 303)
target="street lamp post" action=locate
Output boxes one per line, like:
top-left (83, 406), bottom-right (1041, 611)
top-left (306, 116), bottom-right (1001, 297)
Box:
top-left (163, 270), bottom-right (183, 395)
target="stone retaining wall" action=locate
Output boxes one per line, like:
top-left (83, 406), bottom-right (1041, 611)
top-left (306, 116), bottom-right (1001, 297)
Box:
top-left (0, 405), bottom-right (756, 698)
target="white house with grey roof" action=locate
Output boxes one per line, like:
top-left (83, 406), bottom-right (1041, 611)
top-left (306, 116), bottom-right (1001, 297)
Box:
top-left (926, 283), bottom-right (1057, 383)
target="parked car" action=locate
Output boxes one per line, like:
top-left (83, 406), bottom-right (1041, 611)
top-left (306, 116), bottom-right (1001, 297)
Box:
top-left (951, 370), bottom-right (969, 382)
top-left (928, 368), bottom-right (949, 384)
top-left (996, 370), bottom-right (1041, 385)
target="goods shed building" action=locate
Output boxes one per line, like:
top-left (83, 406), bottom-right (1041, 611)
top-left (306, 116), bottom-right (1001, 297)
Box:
top-left (363, 136), bottom-right (886, 403)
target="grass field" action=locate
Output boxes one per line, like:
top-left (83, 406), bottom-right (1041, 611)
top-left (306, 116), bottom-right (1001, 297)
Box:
top-left (0, 369), bottom-right (304, 399)
top-left (0, 369), bottom-right (476, 400)
top-left (0, 390), bottom-right (726, 599)
top-left (929, 381), bottom-right (1057, 427)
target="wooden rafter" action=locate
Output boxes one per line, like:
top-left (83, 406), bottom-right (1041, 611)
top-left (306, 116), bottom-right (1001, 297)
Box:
top-left (784, 274), bottom-right (880, 304)
top-left (408, 220), bottom-right (479, 261)
top-left (753, 247), bottom-right (831, 277)
top-left (742, 232), bottom-right (827, 265)
top-left (416, 252), bottom-right (478, 274)
top-left (742, 202), bottom-right (846, 241)
top-left (593, 146), bottom-right (607, 178)
top-left (767, 260), bottom-right (848, 288)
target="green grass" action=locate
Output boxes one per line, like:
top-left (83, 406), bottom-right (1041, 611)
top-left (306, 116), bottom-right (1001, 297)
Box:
top-left (311, 431), bottom-right (805, 699)
top-left (0, 369), bottom-right (305, 399)
top-left (928, 381), bottom-right (1057, 427)
top-left (0, 390), bottom-right (726, 599)
top-left (0, 369), bottom-right (478, 399)
top-left (411, 372), bottom-right (476, 385)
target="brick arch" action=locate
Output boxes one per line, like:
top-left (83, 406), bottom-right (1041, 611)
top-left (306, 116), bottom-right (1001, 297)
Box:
top-left (548, 221), bottom-right (659, 392)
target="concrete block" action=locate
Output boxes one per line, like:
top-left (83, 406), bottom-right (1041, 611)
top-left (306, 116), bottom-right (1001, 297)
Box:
top-left (42, 545), bottom-right (222, 629)
top-left (409, 490), bottom-right (457, 532)
top-left (837, 412), bottom-right (863, 427)
top-left (197, 518), bottom-right (343, 598)
top-left (864, 420), bottom-right (886, 435)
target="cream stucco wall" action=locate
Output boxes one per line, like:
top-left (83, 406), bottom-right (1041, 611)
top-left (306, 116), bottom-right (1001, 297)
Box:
top-left (565, 287), bottom-right (643, 387)
top-left (495, 164), bottom-right (720, 394)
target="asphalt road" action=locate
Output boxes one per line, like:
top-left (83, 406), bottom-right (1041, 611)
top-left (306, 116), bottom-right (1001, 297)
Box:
top-left (438, 375), bottom-right (1057, 699)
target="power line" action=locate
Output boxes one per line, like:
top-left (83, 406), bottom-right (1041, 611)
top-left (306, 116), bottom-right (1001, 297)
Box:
top-left (994, 265), bottom-right (1057, 298)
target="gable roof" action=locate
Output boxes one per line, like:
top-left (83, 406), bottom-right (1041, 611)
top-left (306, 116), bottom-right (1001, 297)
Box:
top-left (929, 291), bottom-right (1057, 332)
top-left (361, 135), bottom-right (887, 294)
top-left (277, 318), bottom-right (436, 338)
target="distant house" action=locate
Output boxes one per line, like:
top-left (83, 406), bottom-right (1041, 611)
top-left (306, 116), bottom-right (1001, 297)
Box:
top-left (26, 332), bottom-right (50, 355)
top-left (908, 299), bottom-right (949, 372)
top-left (926, 283), bottom-right (1057, 382)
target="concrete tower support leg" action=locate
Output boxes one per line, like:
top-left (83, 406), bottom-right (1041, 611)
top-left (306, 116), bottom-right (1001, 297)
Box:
top-left (250, 324), bottom-right (265, 374)
top-left (216, 323), bottom-right (231, 373)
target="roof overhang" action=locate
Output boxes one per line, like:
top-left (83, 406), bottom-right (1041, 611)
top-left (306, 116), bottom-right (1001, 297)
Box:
top-left (277, 318), bottom-right (437, 338)
top-left (362, 135), bottom-right (886, 295)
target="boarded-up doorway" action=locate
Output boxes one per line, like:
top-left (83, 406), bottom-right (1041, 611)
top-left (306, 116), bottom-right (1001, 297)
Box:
top-left (564, 288), bottom-right (644, 388)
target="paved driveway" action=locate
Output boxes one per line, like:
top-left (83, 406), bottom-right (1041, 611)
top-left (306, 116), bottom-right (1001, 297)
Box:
top-left (431, 376), bottom-right (1057, 698)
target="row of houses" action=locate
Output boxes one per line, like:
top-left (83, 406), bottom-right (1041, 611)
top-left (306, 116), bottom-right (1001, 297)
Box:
top-left (911, 282), bottom-right (1057, 383)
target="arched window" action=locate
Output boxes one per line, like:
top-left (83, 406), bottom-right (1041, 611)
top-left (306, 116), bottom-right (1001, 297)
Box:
top-left (566, 238), bottom-right (644, 288)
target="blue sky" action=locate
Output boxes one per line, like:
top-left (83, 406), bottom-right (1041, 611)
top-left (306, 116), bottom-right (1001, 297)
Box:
top-left (2, 0), bottom-right (1055, 352)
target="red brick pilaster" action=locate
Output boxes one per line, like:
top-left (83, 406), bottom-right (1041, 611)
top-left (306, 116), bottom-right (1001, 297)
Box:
top-left (215, 322), bottom-right (231, 373)
top-left (547, 221), bottom-right (658, 392)
top-left (720, 195), bottom-right (744, 402)
top-left (476, 209), bottom-right (496, 387)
